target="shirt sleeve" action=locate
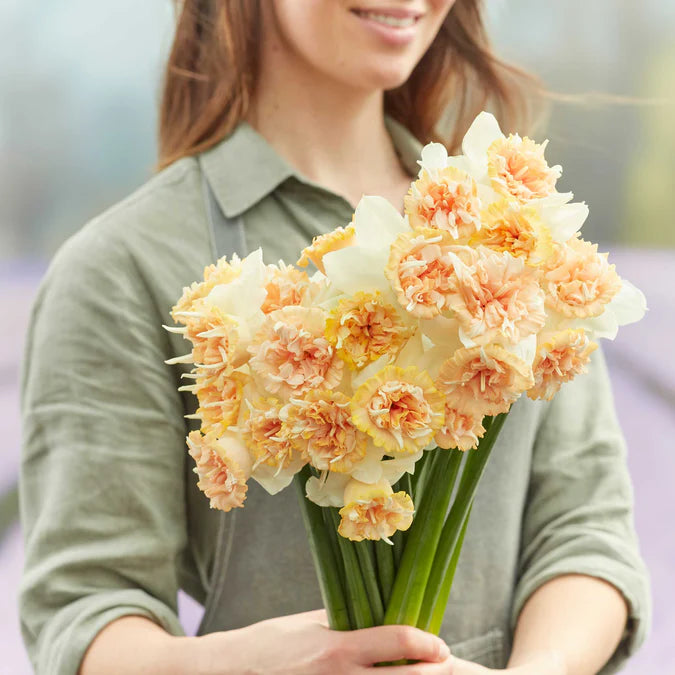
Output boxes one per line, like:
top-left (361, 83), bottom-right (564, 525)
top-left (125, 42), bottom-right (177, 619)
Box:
top-left (510, 348), bottom-right (651, 673)
top-left (19, 222), bottom-right (189, 675)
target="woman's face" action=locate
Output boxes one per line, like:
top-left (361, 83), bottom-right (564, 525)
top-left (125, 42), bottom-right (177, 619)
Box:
top-left (264, 0), bottom-right (457, 92)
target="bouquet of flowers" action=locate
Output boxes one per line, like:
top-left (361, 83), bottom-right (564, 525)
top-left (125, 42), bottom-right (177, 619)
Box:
top-left (166, 112), bottom-right (646, 636)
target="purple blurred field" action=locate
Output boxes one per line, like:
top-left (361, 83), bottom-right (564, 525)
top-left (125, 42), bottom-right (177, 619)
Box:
top-left (1, 250), bottom-right (673, 674)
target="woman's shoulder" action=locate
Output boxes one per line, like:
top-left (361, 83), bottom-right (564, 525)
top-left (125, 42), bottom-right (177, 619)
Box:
top-left (46, 156), bottom-right (210, 296)
top-left (33, 155), bottom-right (214, 335)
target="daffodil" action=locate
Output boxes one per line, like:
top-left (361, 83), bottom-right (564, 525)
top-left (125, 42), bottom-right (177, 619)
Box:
top-left (338, 478), bottom-right (414, 543)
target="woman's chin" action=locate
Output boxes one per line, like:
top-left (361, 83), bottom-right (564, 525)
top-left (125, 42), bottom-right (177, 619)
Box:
top-left (351, 62), bottom-right (418, 93)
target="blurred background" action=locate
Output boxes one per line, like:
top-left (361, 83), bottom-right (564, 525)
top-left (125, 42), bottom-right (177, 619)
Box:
top-left (1, 0), bottom-right (673, 672)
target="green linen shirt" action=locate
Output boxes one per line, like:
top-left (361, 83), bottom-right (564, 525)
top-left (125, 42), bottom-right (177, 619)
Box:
top-left (19, 119), bottom-right (650, 674)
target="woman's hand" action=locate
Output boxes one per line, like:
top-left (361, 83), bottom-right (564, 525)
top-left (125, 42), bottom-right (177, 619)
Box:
top-left (191, 609), bottom-right (454, 675)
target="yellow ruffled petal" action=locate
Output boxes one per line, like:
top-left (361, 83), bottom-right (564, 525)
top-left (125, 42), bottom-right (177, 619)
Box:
top-left (351, 365), bottom-right (445, 454)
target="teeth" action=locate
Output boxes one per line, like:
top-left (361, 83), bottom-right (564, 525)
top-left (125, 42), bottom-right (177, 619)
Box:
top-left (360, 11), bottom-right (416, 28)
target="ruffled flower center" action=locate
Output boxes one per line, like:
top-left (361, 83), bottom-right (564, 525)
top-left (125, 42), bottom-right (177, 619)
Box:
top-left (352, 365), bottom-right (445, 453)
top-left (404, 167), bottom-right (482, 240)
top-left (386, 230), bottom-right (477, 319)
top-left (261, 262), bottom-right (312, 314)
top-left (190, 370), bottom-right (248, 435)
top-left (446, 248), bottom-right (546, 345)
top-left (241, 398), bottom-right (300, 470)
top-left (474, 199), bottom-right (553, 266)
top-left (543, 238), bottom-right (622, 318)
top-left (338, 480), bottom-right (414, 542)
top-left (437, 344), bottom-right (534, 416)
top-left (248, 306), bottom-right (343, 399)
top-left (325, 291), bottom-right (413, 370)
top-left (528, 329), bottom-right (598, 400)
top-left (434, 406), bottom-right (486, 451)
top-left (283, 390), bottom-right (367, 473)
top-left (487, 135), bottom-right (561, 203)
top-left (186, 430), bottom-right (249, 512)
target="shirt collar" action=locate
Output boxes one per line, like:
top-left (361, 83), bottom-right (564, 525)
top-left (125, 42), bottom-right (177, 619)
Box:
top-left (199, 117), bottom-right (423, 218)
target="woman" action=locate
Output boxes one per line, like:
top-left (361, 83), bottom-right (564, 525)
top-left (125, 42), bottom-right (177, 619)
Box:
top-left (19, 1), bottom-right (649, 673)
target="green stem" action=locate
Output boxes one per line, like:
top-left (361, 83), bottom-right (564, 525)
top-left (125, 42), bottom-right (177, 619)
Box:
top-left (321, 505), bottom-right (353, 627)
top-left (416, 413), bottom-right (508, 633)
top-left (392, 529), bottom-right (404, 568)
top-left (354, 541), bottom-right (384, 624)
top-left (383, 449), bottom-right (464, 626)
top-left (409, 449), bottom-right (433, 503)
top-left (375, 539), bottom-right (396, 606)
top-left (426, 503), bottom-right (472, 635)
top-left (328, 508), bottom-right (375, 629)
top-left (293, 468), bottom-right (351, 631)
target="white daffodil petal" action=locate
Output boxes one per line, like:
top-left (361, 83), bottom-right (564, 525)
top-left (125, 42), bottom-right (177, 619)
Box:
top-left (462, 111), bottom-right (502, 172)
top-left (322, 245), bottom-right (390, 296)
top-left (419, 142), bottom-right (449, 173)
top-left (476, 182), bottom-right (500, 206)
top-left (543, 202), bottom-right (589, 243)
top-left (578, 310), bottom-right (619, 341)
top-left (207, 249), bottom-right (267, 318)
top-left (351, 445), bottom-right (386, 484)
top-left (445, 155), bottom-right (472, 173)
top-left (350, 353), bottom-right (393, 390)
top-left (532, 192), bottom-right (575, 209)
top-left (380, 451), bottom-right (424, 485)
top-left (352, 195), bottom-right (409, 249)
top-left (305, 473), bottom-right (349, 507)
top-left (251, 456), bottom-right (304, 495)
top-left (610, 279), bottom-right (648, 327)
top-left (393, 331), bottom-right (425, 369)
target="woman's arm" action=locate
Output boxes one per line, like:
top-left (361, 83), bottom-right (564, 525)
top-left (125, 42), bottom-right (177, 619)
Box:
top-left (506, 574), bottom-right (628, 674)
top-left (79, 611), bottom-right (454, 675)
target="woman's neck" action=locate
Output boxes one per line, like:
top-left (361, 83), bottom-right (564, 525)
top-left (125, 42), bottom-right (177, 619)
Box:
top-left (247, 40), bottom-right (411, 209)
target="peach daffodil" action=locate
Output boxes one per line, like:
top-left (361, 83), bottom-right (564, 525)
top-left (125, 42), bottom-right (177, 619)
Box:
top-left (261, 262), bottom-right (314, 314)
top-left (338, 478), bottom-right (414, 543)
top-left (186, 430), bottom-right (251, 512)
top-left (405, 166), bottom-right (483, 240)
top-left (325, 291), bottom-right (414, 370)
top-left (183, 369), bottom-right (249, 435)
top-left (434, 406), bottom-right (486, 451)
top-left (248, 306), bottom-right (343, 399)
top-left (528, 329), bottom-right (598, 401)
top-left (543, 237), bottom-right (622, 320)
top-left (282, 390), bottom-right (368, 473)
top-left (473, 199), bottom-right (553, 266)
top-left (385, 229), bottom-right (478, 319)
top-left (437, 343), bottom-right (534, 417)
top-left (446, 247), bottom-right (546, 347)
top-left (351, 365), bottom-right (445, 454)
top-left (461, 112), bottom-right (563, 203)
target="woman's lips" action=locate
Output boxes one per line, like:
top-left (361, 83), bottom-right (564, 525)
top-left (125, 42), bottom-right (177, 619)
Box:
top-left (350, 7), bottom-right (423, 46)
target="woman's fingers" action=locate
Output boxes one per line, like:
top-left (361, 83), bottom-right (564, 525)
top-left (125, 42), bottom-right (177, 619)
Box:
top-left (347, 624), bottom-right (451, 665)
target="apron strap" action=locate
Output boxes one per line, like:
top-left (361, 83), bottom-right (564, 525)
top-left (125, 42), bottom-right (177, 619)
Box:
top-left (196, 159), bottom-right (247, 636)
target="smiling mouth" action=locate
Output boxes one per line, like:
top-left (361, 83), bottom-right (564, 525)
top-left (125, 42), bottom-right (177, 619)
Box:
top-left (350, 8), bottom-right (423, 29)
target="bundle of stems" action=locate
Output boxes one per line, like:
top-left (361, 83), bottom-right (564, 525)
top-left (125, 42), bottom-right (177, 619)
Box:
top-left (294, 412), bottom-right (508, 636)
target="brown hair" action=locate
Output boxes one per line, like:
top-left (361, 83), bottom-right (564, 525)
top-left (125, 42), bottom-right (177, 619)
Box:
top-left (158, 0), bottom-right (541, 170)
